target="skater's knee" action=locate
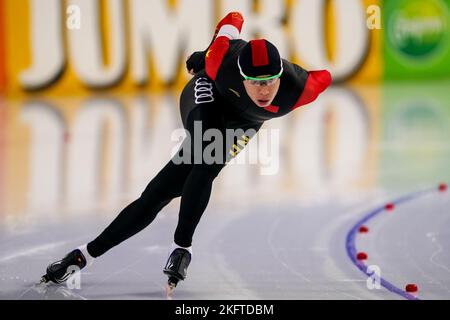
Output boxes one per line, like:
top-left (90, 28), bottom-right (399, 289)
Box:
top-left (141, 179), bottom-right (181, 200)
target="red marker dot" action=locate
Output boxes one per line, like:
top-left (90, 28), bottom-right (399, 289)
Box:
top-left (356, 252), bottom-right (368, 261)
top-left (405, 283), bottom-right (418, 293)
top-left (64, 132), bottom-right (71, 143)
top-left (439, 183), bottom-right (447, 192)
top-left (385, 203), bottom-right (395, 211)
top-left (359, 226), bottom-right (369, 233)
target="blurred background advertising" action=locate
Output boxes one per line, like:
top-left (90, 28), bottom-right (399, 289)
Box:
top-left (2, 0), bottom-right (449, 218)
top-left (1, 0), bottom-right (450, 300)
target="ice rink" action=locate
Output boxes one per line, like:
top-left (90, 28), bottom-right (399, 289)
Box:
top-left (1, 82), bottom-right (449, 300)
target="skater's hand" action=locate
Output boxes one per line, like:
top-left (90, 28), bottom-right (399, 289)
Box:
top-left (213, 12), bottom-right (244, 39)
top-left (186, 51), bottom-right (206, 75)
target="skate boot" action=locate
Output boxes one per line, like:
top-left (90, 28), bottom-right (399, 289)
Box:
top-left (39, 249), bottom-right (87, 285)
top-left (163, 248), bottom-right (191, 298)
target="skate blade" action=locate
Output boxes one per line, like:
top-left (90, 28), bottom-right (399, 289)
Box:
top-left (165, 282), bottom-right (176, 300)
top-left (36, 275), bottom-right (50, 286)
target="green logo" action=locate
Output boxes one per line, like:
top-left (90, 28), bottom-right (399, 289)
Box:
top-left (388, 0), bottom-right (448, 59)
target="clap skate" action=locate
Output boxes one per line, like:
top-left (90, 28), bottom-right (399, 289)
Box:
top-left (163, 248), bottom-right (191, 299)
top-left (38, 249), bottom-right (87, 285)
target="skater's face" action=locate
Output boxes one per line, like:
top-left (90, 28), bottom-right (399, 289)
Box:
top-left (243, 77), bottom-right (280, 108)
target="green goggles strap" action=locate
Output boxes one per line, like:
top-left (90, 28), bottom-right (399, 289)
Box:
top-left (237, 57), bottom-right (283, 81)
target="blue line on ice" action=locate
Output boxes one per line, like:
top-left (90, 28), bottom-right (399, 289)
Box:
top-left (345, 187), bottom-right (438, 300)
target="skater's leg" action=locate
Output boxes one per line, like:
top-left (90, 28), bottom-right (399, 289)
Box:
top-left (173, 88), bottom-right (228, 247)
top-left (87, 155), bottom-right (193, 257)
top-left (42, 153), bottom-right (194, 284)
top-left (173, 121), bottom-right (263, 247)
top-left (84, 72), bottom-right (217, 258)
top-left (174, 163), bottom-right (224, 247)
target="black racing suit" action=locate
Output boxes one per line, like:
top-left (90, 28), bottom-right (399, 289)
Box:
top-left (86, 40), bottom-right (328, 257)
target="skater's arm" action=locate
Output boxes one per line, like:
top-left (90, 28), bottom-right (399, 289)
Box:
top-left (292, 69), bottom-right (332, 110)
top-left (186, 12), bottom-right (244, 77)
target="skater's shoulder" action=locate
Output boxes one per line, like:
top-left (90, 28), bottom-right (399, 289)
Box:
top-left (279, 59), bottom-right (308, 91)
top-left (282, 59), bottom-right (308, 79)
top-left (226, 39), bottom-right (247, 57)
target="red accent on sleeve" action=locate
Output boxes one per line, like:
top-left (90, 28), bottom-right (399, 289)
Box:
top-left (214, 12), bottom-right (244, 38)
top-left (205, 36), bottom-right (230, 81)
top-left (292, 70), bottom-right (332, 110)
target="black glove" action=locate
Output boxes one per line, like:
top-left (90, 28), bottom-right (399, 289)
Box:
top-left (186, 51), bottom-right (206, 74)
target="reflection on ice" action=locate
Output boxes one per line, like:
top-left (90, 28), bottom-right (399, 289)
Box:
top-left (23, 283), bottom-right (87, 300)
top-left (0, 82), bottom-right (449, 219)
top-left (1, 83), bottom-right (450, 300)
